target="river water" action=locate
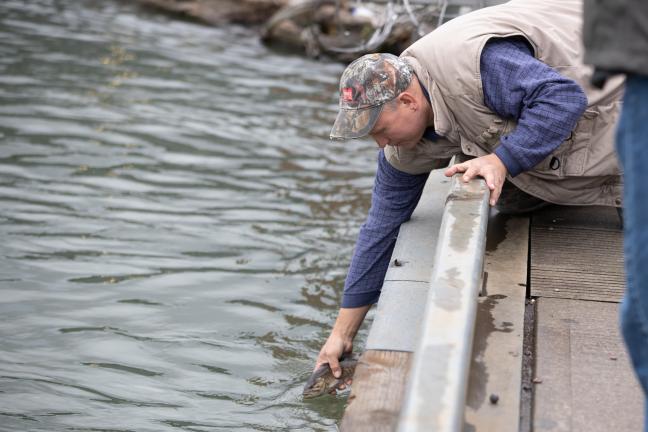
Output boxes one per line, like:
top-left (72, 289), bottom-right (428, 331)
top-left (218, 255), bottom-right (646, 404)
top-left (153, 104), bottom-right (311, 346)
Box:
top-left (0, 1), bottom-right (378, 430)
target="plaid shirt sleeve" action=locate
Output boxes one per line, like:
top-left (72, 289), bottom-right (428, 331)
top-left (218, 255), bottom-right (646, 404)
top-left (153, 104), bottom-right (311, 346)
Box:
top-left (480, 37), bottom-right (588, 176)
top-left (341, 150), bottom-right (428, 308)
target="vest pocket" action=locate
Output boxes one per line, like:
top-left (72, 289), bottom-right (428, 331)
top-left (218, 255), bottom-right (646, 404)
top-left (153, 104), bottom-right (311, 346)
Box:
top-left (540, 110), bottom-right (598, 177)
top-left (469, 118), bottom-right (511, 156)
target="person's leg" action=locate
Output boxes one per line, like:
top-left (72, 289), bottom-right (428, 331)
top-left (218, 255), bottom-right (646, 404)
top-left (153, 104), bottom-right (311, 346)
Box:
top-left (617, 74), bottom-right (648, 430)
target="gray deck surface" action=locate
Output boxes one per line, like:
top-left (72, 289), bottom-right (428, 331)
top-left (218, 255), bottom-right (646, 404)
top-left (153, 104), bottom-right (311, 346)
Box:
top-left (366, 171), bottom-right (449, 352)
top-left (530, 206), bottom-right (644, 431)
top-left (533, 298), bottom-right (644, 432)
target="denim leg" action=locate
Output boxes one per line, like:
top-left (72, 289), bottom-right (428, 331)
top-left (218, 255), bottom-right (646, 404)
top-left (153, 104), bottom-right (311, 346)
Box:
top-left (621, 294), bottom-right (648, 429)
top-left (617, 74), bottom-right (648, 430)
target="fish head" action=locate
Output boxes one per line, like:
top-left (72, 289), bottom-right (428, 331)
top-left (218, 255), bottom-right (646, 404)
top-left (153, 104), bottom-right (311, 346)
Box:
top-left (303, 363), bottom-right (335, 399)
top-left (302, 376), bottom-right (330, 399)
top-left (302, 359), bottom-right (357, 399)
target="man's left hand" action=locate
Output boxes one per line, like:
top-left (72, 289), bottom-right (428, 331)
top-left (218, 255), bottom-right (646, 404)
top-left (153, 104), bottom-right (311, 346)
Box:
top-left (444, 154), bottom-right (508, 206)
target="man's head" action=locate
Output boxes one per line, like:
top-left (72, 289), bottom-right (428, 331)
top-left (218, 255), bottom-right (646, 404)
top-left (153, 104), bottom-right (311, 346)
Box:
top-left (330, 53), bottom-right (430, 149)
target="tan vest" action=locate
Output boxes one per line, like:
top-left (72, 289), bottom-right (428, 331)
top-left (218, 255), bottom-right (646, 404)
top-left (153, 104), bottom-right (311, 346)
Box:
top-left (385, 0), bottom-right (624, 206)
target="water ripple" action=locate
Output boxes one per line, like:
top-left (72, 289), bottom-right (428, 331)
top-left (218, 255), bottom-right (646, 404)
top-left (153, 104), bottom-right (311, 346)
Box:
top-left (0, 0), bottom-right (374, 430)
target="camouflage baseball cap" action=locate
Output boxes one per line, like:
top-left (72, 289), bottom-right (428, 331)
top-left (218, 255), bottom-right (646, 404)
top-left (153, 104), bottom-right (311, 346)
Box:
top-left (330, 53), bottom-right (414, 140)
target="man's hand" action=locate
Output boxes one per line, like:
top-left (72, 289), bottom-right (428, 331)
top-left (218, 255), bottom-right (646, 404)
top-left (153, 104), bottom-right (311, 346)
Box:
top-left (444, 154), bottom-right (508, 206)
top-left (315, 332), bottom-right (353, 381)
top-left (313, 305), bottom-right (371, 392)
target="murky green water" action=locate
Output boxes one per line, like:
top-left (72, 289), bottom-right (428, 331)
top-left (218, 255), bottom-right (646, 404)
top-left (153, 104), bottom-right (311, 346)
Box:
top-left (0, 1), bottom-right (377, 430)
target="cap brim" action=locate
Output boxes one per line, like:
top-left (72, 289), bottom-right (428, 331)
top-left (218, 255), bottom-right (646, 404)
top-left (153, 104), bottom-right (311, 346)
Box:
top-left (330, 105), bottom-right (383, 140)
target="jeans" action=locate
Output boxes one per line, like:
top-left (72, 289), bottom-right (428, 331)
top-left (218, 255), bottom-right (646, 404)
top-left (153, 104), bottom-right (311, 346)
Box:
top-left (616, 74), bottom-right (648, 431)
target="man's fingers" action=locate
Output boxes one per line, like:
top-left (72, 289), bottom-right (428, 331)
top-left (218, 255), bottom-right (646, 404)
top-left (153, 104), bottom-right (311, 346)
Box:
top-left (328, 356), bottom-right (342, 378)
top-left (444, 162), bottom-right (468, 177)
top-left (443, 155), bottom-right (507, 205)
top-left (336, 378), bottom-right (353, 391)
top-left (481, 171), bottom-right (496, 191)
top-left (462, 165), bottom-right (479, 182)
top-left (483, 173), bottom-right (503, 206)
top-left (314, 356), bottom-right (341, 378)
top-left (490, 181), bottom-right (503, 206)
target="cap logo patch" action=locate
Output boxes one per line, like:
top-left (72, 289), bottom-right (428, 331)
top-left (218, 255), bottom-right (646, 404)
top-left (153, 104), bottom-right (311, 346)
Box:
top-left (342, 87), bottom-right (353, 102)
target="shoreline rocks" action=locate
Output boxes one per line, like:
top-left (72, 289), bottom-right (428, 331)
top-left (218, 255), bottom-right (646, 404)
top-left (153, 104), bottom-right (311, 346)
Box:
top-left (133, 0), bottom-right (493, 62)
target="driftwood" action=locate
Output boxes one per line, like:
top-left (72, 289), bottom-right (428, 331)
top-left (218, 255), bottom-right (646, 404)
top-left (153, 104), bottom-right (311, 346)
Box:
top-left (133, 0), bottom-right (451, 61)
top-left (261, 0), bottom-right (423, 60)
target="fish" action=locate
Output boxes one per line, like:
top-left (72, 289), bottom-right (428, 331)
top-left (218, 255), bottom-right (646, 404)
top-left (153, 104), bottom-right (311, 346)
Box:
top-left (302, 359), bottom-right (358, 399)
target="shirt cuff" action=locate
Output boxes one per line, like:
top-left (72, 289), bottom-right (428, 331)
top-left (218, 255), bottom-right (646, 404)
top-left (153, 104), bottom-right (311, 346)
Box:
top-left (495, 143), bottom-right (524, 177)
top-left (341, 291), bottom-right (380, 308)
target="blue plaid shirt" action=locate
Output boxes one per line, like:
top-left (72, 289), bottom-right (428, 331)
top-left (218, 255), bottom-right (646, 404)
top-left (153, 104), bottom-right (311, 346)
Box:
top-left (341, 37), bottom-right (587, 308)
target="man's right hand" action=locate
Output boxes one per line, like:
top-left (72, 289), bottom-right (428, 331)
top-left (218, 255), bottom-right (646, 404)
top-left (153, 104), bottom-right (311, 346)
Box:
top-left (312, 305), bottom-right (371, 384)
top-left (314, 332), bottom-right (353, 379)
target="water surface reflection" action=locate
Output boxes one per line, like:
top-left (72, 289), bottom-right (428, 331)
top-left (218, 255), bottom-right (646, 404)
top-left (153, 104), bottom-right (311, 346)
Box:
top-left (0, 1), bottom-right (377, 430)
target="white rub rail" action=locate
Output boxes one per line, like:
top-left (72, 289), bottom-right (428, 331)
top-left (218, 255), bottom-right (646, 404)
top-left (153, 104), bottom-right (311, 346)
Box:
top-left (397, 174), bottom-right (490, 432)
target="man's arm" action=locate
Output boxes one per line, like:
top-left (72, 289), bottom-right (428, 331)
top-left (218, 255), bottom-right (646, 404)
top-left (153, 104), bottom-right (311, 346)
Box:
top-left (314, 305), bottom-right (370, 379)
top-left (446, 37), bottom-right (588, 203)
top-left (341, 150), bottom-right (429, 307)
top-left (315, 149), bottom-right (429, 377)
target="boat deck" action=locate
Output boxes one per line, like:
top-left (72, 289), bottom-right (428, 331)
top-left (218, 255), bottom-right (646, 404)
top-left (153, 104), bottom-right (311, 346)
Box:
top-left (529, 205), bottom-right (643, 432)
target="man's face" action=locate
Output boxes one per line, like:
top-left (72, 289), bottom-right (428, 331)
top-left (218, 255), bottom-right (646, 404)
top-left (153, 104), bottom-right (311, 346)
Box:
top-left (369, 97), bottom-right (427, 150)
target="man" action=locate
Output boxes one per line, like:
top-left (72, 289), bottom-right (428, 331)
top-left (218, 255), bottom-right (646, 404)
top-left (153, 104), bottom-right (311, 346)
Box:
top-left (314, 0), bottom-right (624, 383)
top-left (584, 1), bottom-right (648, 430)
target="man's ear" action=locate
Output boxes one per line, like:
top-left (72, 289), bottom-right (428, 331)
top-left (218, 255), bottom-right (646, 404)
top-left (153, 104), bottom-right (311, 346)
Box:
top-left (398, 91), bottom-right (418, 111)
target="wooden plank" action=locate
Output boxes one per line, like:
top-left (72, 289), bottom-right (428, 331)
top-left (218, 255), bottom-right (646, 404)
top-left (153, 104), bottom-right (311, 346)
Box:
top-left (464, 213), bottom-right (529, 432)
top-left (340, 350), bottom-right (412, 432)
top-left (533, 298), bottom-right (644, 432)
top-left (530, 206), bottom-right (625, 302)
top-left (531, 205), bottom-right (621, 230)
